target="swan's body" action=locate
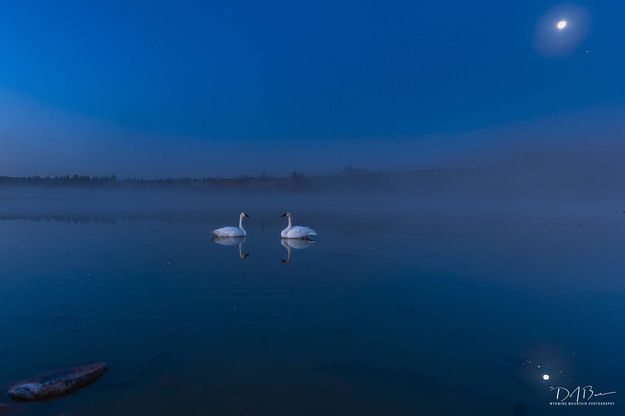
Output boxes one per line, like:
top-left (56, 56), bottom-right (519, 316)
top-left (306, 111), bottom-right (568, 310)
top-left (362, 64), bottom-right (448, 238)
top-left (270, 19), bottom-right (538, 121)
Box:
top-left (213, 226), bottom-right (245, 237)
top-left (212, 212), bottom-right (249, 238)
top-left (280, 212), bottom-right (317, 239)
top-left (282, 226), bottom-right (317, 239)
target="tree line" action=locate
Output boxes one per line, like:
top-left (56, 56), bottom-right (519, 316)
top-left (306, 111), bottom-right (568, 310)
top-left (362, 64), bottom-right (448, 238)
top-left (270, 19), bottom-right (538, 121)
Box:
top-left (0, 173), bottom-right (313, 187)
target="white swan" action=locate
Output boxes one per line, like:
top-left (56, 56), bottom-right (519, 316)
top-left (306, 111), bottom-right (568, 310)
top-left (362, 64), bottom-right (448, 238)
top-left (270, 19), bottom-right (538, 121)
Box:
top-left (212, 212), bottom-right (249, 237)
top-left (280, 212), bottom-right (317, 239)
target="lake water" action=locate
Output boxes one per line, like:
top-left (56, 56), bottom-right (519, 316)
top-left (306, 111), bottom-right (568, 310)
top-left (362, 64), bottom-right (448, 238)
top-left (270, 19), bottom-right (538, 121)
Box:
top-left (1, 187), bottom-right (624, 415)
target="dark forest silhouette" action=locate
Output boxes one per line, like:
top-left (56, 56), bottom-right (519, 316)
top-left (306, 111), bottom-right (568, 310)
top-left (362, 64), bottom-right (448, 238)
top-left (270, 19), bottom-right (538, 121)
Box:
top-left (0, 172), bottom-right (309, 187)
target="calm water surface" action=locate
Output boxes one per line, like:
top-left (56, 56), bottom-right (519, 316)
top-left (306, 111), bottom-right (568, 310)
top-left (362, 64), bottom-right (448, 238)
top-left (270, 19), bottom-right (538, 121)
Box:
top-left (1, 188), bottom-right (624, 415)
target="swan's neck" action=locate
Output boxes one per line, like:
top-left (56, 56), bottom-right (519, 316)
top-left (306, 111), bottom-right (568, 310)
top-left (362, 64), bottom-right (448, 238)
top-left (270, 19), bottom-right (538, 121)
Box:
top-left (281, 216), bottom-right (292, 236)
top-left (239, 216), bottom-right (246, 231)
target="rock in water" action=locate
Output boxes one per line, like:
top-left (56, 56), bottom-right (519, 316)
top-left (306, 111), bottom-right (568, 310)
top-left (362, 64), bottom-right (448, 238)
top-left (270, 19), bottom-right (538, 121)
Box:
top-left (8, 362), bottom-right (107, 401)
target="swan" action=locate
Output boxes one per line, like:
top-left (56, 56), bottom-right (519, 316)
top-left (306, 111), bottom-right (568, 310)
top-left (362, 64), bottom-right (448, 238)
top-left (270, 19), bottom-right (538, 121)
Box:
top-left (281, 238), bottom-right (315, 263)
top-left (213, 236), bottom-right (250, 259)
top-left (212, 212), bottom-right (249, 237)
top-left (280, 212), bottom-right (317, 239)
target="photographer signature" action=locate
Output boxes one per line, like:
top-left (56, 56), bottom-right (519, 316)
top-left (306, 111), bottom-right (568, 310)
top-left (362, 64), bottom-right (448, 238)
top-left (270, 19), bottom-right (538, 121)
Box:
top-left (550, 385), bottom-right (615, 402)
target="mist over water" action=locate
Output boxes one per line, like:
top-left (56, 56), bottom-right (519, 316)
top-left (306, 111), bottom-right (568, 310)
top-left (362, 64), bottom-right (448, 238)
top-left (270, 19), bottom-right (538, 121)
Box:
top-left (1, 184), bottom-right (624, 415)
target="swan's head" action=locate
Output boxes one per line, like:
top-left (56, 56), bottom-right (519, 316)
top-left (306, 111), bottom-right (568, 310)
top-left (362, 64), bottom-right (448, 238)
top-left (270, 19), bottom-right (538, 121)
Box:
top-left (281, 212), bottom-right (292, 218)
top-left (240, 212), bottom-right (250, 218)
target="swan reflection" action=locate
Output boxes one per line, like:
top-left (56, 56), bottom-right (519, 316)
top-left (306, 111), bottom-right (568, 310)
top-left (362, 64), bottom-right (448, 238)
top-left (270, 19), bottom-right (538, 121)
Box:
top-left (281, 238), bottom-right (315, 263)
top-left (213, 236), bottom-right (250, 259)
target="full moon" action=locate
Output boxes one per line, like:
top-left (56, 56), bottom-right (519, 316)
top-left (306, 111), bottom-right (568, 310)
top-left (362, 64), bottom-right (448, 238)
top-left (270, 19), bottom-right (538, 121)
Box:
top-left (543, 374), bottom-right (550, 381)
top-left (536, 6), bottom-right (589, 56)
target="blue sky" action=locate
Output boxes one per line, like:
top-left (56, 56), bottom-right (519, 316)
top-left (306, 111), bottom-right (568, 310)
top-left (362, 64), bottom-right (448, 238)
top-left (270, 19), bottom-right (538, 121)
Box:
top-left (1, 0), bottom-right (624, 176)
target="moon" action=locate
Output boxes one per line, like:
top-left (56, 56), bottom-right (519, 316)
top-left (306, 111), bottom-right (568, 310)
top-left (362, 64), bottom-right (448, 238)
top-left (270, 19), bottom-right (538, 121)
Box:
top-left (535, 6), bottom-right (589, 56)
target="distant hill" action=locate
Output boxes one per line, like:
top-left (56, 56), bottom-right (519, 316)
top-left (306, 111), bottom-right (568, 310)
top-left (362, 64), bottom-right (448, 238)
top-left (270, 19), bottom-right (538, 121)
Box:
top-left (336, 167), bottom-right (370, 176)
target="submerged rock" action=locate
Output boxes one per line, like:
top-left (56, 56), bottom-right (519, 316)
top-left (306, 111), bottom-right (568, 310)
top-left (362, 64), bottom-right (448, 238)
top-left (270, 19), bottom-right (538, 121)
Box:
top-left (8, 362), bottom-right (107, 401)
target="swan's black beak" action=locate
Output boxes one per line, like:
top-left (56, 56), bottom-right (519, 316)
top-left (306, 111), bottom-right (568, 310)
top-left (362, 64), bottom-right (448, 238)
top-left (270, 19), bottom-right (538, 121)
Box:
top-left (281, 212), bottom-right (287, 217)
top-left (244, 213), bottom-right (250, 218)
